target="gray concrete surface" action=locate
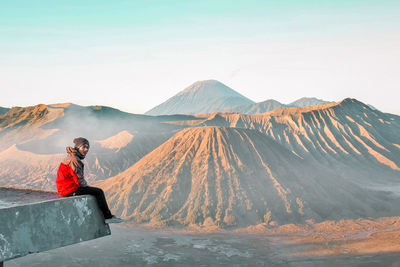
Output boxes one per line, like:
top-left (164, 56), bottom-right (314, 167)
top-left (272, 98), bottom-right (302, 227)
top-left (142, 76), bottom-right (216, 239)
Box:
top-left (0, 187), bottom-right (110, 263)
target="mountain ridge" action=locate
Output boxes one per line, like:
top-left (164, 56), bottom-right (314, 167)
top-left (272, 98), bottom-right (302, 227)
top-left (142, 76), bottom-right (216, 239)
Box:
top-left (222, 97), bottom-right (331, 115)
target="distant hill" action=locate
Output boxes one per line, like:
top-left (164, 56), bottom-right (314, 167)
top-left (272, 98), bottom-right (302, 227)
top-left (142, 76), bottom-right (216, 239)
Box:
top-left (222, 99), bottom-right (288, 114)
top-left (223, 97), bottom-right (332, 115)
top-left (0, 107), bottom-right (9, 115)
top-left (145, 80), bottom-right (254, 115)
top-left (288, 97), bottom-right (331, 107)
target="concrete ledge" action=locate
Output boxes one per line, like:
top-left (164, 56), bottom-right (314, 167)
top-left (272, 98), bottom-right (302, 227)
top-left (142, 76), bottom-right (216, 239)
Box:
top-left (0, 188), bottom-right (111, 262)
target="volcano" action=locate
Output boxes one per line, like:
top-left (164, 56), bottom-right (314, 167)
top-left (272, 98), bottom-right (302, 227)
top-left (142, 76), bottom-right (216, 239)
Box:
top-left (145, 80), bottom-right (254, 115)
top-left (98, 126), bottom-right (398, 227)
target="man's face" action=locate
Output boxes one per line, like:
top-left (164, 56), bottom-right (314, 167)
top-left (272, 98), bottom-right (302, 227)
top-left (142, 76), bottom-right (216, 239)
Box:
top-left (78, 144), bottom-right (90, 157)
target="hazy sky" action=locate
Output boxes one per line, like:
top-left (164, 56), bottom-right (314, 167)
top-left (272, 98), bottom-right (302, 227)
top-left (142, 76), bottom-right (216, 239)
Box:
top-left (1, 0), bottom-right (399, 114)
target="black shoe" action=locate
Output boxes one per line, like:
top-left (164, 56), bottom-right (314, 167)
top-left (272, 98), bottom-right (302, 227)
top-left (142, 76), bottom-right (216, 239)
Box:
top-left (105, 215), bottom-right (123, 224)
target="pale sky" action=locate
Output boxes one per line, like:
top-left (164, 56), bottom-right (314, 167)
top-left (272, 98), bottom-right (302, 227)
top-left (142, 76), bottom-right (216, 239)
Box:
top-left (1, 0), bottom-right (399, 115)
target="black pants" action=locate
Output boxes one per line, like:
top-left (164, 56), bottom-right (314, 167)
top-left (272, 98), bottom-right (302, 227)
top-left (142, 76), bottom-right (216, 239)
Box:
top-left (68, 186), bottom-right (113, 219)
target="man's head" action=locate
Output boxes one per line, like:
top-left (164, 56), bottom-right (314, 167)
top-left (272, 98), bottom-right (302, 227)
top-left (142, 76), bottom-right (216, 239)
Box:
top-left (73, 137), bottom-right (90, 157)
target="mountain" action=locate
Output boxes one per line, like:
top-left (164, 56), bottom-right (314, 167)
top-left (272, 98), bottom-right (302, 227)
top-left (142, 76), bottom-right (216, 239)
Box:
top-left (0, 103), bottom-right (185, 188)
top-left (2, 98), bottom-right (400, 228)
top-left (222, 99), bottom-right (288, 114)
top-left (221, 97), bottom-right (331, 115)
top-left (145, 80), bottom-right (254, 115)
top-left (0, 103), bottom-right (183, 152)
top-left (98, 126), bottom-right (398, 227)
top-left (0, 104), bottom-right (65, 151)
top-left (145, 80), bottom-right (332, 116)
top-left (186, 99), bottom-right (400, 183)
top-left (288, 97), bottom-right (332, 107)
top-left (0, 107), bottom-right (9, 115)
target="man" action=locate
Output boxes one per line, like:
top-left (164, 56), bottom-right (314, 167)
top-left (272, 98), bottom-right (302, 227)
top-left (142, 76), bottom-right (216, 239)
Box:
top-left (56, 137), bottom-right (123, 224)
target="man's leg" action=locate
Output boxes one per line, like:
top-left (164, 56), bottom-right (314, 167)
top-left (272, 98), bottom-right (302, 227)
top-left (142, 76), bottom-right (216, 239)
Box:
top-left (74, 186), bottom-right (113, 219)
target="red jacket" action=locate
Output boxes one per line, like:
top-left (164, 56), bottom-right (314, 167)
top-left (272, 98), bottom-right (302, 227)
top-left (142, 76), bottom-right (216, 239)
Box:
top-left (56, 162), bottom-right (79, 196)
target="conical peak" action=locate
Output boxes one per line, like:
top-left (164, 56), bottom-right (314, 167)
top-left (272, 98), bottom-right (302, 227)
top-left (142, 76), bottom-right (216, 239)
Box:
top-left (192, 79), bottom-right (220, 87)
top-left (179, 80), bottom-right (245, 98)
top-left (145, 80), bottom-right (254, 115)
